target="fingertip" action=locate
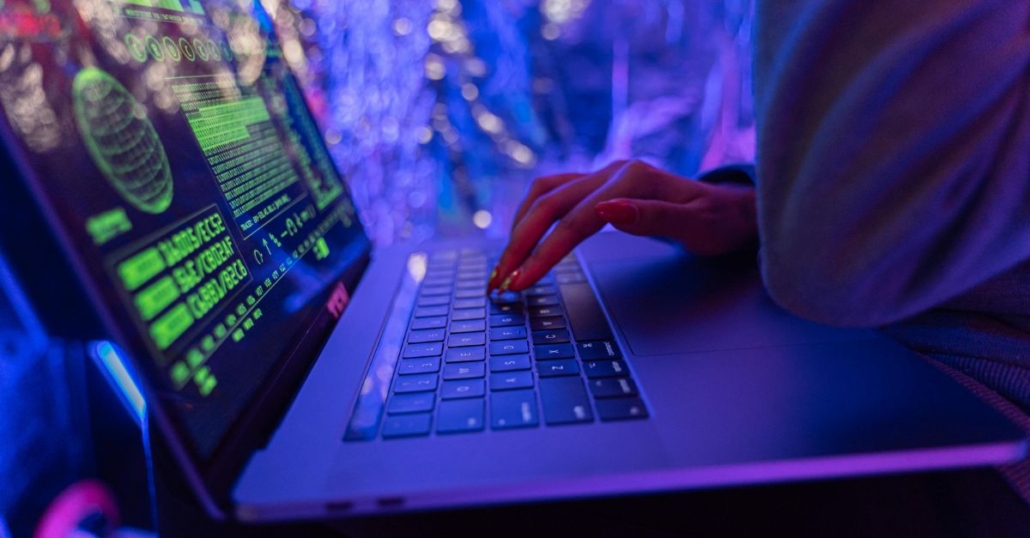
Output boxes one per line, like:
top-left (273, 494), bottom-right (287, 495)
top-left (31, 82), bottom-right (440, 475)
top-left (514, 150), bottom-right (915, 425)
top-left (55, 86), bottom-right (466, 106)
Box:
top-left (487, 265), bottom-right (501, 291)
top-left (498, 270), bottom-right (519, 293)
top-left (505, 269), bottom-right (528, 292)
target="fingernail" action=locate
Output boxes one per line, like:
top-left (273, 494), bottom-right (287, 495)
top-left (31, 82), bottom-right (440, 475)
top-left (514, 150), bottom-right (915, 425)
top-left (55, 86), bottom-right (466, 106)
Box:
top-left (487, 266), bottom-right (500, 290)
top-left (595, 201), bottom-right (638, 225)
top-left (499, 270), bottom-right (519, 293)
top-left (506, 269), bottom-right (525, 291)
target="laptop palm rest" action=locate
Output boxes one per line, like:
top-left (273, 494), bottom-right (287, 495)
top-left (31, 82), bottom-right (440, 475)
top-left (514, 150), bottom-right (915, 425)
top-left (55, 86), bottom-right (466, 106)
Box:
top-left (582, 236), bottom-right (874, 357)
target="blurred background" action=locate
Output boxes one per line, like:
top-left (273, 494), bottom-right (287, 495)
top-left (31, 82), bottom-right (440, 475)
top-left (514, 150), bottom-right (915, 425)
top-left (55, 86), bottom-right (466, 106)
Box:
top-left (261, 0), bottom-right (756, 246)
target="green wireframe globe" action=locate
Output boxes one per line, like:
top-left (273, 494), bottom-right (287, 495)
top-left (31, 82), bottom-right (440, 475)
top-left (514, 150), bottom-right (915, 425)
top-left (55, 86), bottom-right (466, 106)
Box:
top-left (73, 67), bottom-right (173, 214)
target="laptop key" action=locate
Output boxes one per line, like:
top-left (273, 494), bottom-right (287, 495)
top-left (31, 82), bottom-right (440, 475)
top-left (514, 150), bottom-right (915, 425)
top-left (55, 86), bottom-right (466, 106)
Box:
top-left (578, 341), bottom-right (622, 360)
top-left (533, 343), bottom-right (575, 360)
top-left (489, 313), bottom-right (526, 327)
top-left (454, 297), bottom-right (487, 309)
top-left (452, 308), bottom-right (486, 321)
top-left (529, 316), bottom-right (565, 331)
top-left (539, 377), bottom-right (594, 425)
top-left (423, 278), bottom-right (453, 288)
top-left (381, 413), bottom-right (432, 439)
top-left (489, 303), bottom-right (523, 315)
top-left (528, 305), bottom-right (563, 318)
top-left (411, 316), bottom-right (447, 330)
top-left (445, 346), bottom-right (486, 363)
top-left (489, 326), bottom-right (527, 341)
top-left (491, 389), bottom-right (539, 429)
top-left (595, 398), bottom-right (648, 421)
top-left (417, 295), bottom-right (450, 307)
top-left (408, 328), bottom-right (445, 344)
top-left (588, 377), bottom-right (639, 398)
top-left (421, 285), bottom-right (453, 297)
top-left (399, 357), bottom-right (441, 375)
top-left (527, 295), bottom-right (561, 307)
top-left (427, 266), bottom-right (457, 276)
top-left (448, 333), bottom-right (486, 347)
top-left (537, 359), bottom-right (580, 377)
top-left (450, 320), bottom-right (486, 333)
top-left (532, 329), bottom-right (570, 345)
top-left (490, 291), bottom-right (522, 304)
top-left (414, 305), bottom-right (449, 318)
top-left (454, 288), bottom-right (484, 299)
top-left (403, 342), bottom-right (443, 358)
top-left (489, 340), bottom-right (529, 356)
top-left (440, 377), bottom-right (488, 397)
top-left (490, 371), bottom-right (534, 391)
top-left (441, 379), bottom-right (486, 399)
top-left (436, 399), bottom-right (485, 434)
top-left (388, 392), bottom-right (435, 414)
top-left (443, 362), bottom-right (486, 380)
top-left (583, 360), bottom-right (629, 379)
top-left (394, 373), bottom-right (439, 394)
top-left (489, 354), bottom-right (531, 372)
top-left (557, 272), bottom-right (586, 284)
top-left (558, 283), bottom-right (614, 341)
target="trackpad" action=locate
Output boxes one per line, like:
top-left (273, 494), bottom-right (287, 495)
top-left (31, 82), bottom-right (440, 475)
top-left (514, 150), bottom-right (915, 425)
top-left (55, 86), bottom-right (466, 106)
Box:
top-left (587, 254), bottom-right (871, 357)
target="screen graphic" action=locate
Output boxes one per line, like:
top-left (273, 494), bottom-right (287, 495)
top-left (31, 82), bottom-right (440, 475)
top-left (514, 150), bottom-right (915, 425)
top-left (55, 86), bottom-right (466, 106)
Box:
top-left (74, 67), bottom-right (174, 214)
top-left (0, 0), bottom-right (368, 458)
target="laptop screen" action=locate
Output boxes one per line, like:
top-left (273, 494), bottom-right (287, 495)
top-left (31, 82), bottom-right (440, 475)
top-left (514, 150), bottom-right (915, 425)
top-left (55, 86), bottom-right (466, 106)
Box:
top-left (0, 0), bottom-right (369, 458)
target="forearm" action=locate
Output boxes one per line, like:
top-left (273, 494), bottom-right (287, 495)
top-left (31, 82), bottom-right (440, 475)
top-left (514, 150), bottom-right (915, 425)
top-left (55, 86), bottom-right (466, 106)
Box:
top-left (753, 0), bottom-right (1030, 325)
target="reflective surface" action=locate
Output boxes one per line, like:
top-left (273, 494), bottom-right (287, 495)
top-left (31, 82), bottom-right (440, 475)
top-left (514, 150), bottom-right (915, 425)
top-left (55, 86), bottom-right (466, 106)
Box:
top-left (0, 0), bottom-right (369, 459)
top-left (265, 0), bottom-right (755, 244)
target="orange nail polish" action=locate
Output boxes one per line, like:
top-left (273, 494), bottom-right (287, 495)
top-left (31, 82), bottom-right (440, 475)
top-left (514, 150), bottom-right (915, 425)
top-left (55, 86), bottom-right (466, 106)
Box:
top-left (499, 270), bottom-right (518, 293)
top-left (504, 269), bottom-right (522, 291)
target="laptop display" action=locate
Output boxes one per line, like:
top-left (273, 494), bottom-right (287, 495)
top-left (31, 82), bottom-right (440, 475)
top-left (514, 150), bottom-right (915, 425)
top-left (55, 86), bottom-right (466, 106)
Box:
top-left (0, 0), bottom-right (369, 459)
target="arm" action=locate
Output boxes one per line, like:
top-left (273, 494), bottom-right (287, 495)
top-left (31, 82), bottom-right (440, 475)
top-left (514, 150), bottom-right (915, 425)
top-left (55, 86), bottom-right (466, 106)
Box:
top-left (755, 0), bottom-right (1030, 326)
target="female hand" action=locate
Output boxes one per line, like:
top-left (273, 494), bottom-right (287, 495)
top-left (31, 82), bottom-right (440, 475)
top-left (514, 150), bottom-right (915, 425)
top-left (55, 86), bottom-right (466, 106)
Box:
top-left (488, 160), bottom-right (758, 292)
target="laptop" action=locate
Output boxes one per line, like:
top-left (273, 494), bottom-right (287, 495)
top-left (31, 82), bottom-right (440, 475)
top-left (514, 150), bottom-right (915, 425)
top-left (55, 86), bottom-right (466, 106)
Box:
top-left (0, 0), bottom-right (1024, 523)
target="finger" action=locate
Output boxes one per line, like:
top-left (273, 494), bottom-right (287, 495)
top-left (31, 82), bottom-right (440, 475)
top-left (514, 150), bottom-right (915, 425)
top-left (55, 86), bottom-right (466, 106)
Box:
top-left (488, 173), bottom-right (584, 290)
top-left (597, 197), bottom-right (722, 253)
top-left (504, 202), bottom-right (607, 291)
top-left (510, 173), bottom-right (583, 232)
top-left (491, 174), bottom-right (605, 291)
top-left (491, 161), bottom-right (634, 290)
top-left (595, 187), bottom-right (757, 256)
top-left (596, 198), bottom-right (691, 238)
top-left (504, 163), bottom-right (661, 291)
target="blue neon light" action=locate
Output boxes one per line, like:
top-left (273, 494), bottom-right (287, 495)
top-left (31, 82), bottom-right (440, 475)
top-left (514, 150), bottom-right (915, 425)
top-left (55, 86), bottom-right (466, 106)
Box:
top-left (94, 341), bottom-right (146, 422)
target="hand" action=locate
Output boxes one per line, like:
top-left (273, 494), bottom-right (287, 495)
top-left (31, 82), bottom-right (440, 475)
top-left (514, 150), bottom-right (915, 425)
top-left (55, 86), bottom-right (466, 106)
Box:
top-left (488, 160), bottom-right (758, 292)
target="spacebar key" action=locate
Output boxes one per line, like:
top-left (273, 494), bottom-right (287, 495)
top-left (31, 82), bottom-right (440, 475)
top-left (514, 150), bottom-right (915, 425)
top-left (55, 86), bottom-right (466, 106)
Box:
top-left (558, 283), bottom-right (613, 341)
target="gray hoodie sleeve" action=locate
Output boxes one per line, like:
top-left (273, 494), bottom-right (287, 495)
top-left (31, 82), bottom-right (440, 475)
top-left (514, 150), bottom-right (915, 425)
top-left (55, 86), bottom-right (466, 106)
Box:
top-left (753, 0), bottom-right (1030, 326)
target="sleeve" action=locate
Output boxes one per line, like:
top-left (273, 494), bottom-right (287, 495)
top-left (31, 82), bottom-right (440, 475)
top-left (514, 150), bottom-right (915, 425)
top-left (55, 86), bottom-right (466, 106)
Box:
top-left (698, 164), bottom-right (757, 187)
top-left (753, 0), bottom-right (1030, 326)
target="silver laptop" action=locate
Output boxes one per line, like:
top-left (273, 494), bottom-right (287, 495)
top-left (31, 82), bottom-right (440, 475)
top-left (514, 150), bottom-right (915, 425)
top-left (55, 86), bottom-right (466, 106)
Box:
top-left (0, 0), bottom-right (1023, 522)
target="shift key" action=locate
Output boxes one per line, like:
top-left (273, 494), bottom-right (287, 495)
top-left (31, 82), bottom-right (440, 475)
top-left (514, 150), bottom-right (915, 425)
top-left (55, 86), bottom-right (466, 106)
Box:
top-left (538, 377), bottom-right (593, 425)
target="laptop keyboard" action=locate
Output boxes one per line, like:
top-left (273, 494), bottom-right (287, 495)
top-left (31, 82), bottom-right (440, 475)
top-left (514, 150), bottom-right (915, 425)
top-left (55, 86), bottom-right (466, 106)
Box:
top-left (375, 248), bottom-right (648, 439)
